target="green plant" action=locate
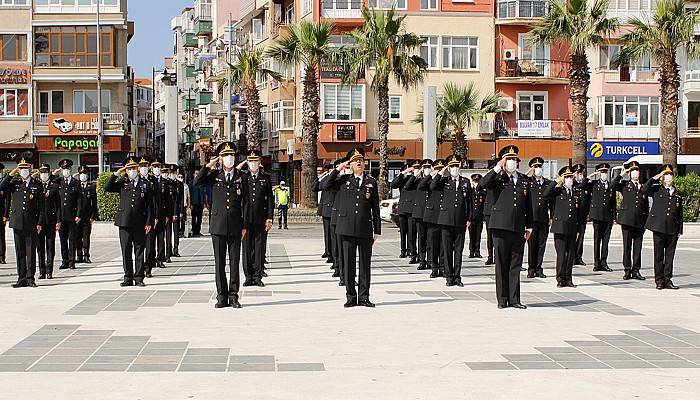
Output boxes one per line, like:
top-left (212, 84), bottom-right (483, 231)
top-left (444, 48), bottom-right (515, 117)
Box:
top-left (672, 173), bottom-right (700, 222)
top-left (97, 171), bottom-right (119, 221)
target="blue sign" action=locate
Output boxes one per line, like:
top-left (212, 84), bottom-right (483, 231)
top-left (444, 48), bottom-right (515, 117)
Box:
top-left (587, 141), bottom-right (660, 160)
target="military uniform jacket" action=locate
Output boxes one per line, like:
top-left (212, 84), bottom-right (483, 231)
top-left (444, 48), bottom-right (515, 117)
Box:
top-left (325, 169), bottom-right (381, 239)
top-left (528, 177), bottom-right (553, 223)
top-left (152, 176), bottom-right (174, 221)
top-left (574, 178), bottom-right (592, 218)
top-left (57, 176), bottom-right (81, 222)
top-left (242, 171), bottom-right (273, 228)
top-left (430, 174), bottom-right (471, 227)
top-left (40, 180), bottom-right (61, 226)
top-left (543, 182), bottom-right (581, 236)
top-left (481, 184), bottom-right (497, 218)
top-left (172, 179), bottom-right (184, 216)
top-left (411, 175), bottom-right (429, 219)
top-left (313, 175), bottom-right (336, 218)
top-left (611, 176), bottom-right (648, 228)
top-left (400, 175), bottom-right (419, 218)
top-left (78, 182), bottom-right (99, 221)
top-left (642, 180), bottom-right (683, 236)
top-left (418, 175), bottom-right (440, 224)
top-left (0, 186), bottom-right (10, 220)
top-left (468, 186), bottom-right (486, 222)
top-left (104, 174), bottom-right (155, 229)
top-left (193, 167), bottom-right (248, 236)
top-left (479, 170), bottom-right (533, 234)
top-left (391, 174), bottom-right (415, 216)
top-left (0, 175), bottom-right (46, 230)
top-left (587, 180), bottom-right (616, 222)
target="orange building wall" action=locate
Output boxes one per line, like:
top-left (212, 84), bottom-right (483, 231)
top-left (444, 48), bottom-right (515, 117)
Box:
top-left (495, 25), bottom-right (570, 63)
top-left (497, 83), bottom-right (571, 121)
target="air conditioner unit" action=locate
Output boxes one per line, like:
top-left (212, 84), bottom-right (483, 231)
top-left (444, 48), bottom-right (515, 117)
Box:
top-left (497, 97), bottom-right (514, 112)
top-left (586, 106), bottom-right (597, 124)
top-left (503, 49), bottom-right (516, 61)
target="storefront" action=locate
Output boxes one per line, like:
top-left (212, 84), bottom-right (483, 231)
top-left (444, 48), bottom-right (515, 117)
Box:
top-left (0, 63), bottom-right (33, 165)
top-left (586, 140), bottom-right (660, 169)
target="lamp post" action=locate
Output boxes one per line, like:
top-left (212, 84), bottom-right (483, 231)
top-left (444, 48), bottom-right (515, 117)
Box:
top-left (96, 0), bottom-right (104, 172)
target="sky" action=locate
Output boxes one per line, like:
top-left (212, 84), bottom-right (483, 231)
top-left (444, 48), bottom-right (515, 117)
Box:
top-left (128, 0), bottom-right (193, 79)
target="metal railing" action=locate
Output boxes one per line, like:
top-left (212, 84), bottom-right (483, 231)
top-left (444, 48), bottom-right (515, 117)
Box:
top-left (686, 128), bottom-right (700, 137)
top-left (496, 58), bottom-right (569, 79)
top-left (497, 0), bottom-right (547, 19)
top-left (599, 67), bottom-right (658, 83)
top-left (321, 0), bottom-right (363, 19)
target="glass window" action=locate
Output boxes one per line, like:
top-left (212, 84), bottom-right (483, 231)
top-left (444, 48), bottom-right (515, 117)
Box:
top-left (602, 96), bottom-right (660, 127)
top-left (420, 36), bottom-right (438, 69)
top-left (322, 84), bottom-right (364, 122)
top-left (0, 89), bottom-right (29, 117)
top-left (389, 95), bottom-right (401, 120)
top-left (518, 93), bottom-right (546, 120)
top-left (368, 0), bottom-right (406, 8)
top-left (73, 90), bottom-right (110, 113)
top-left (33, 26), bottom-right (114, 67)
top-left (420, 0), bottom-right (437, 10)
top-left (599, 45), bottom-right (620, 69)
top-left (442, 36), bottom-right (478, 70)
top-left (0, 34), bottom-right (27, 61)
top-left (1, 0), bottom-right (29, 5)
top-left (39, 90), bottom-right (64, 113)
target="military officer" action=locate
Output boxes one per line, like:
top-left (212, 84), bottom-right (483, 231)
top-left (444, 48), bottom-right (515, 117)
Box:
top-left (104, 157), bottom-right (155, 287)
top-left (138, 158), bottom-right (159, 277)
top-left (239, 150), bottom-right (273, 287)
top-left (314, 163), bottom-right (335, 264)
top-left (55, 159), bottom-right (81, 270)
top-left (320, 158), bottom-right (347, 284)
top-left (419, 159), bottom-right (445, 278)
top-left (405, 159), bottom-right (422, 264)
top-left (586, 163), bottom-right (616, 272)
top-left (411, 159), bottom-right (433, 270)
top-left (573, 164), bottom-right (591, 266)
top-left (168, 164), bottom-right (184, 258)
top-left (1, 158), bottom-right (45, 288)
top-left (76, 165), bottom-right (98, 264)
top-left (324, 148), bottom-right (381, 308)
top-left (643, 165), bottom-right (683, 290)
top-left (194, 142), bottom-right (248, 308)
top-left (480, 146), bottom-right (532, 309)
top-left (151, 159), bottom-right (173, 270)
top-left (525, 157), bottom-right (552, 279)
top-left (611, 160), bottom-right (648, 280)
top-left (162, 164), bottom-right (178, 263)
top-left (480, 171), bottom-right (497, 267)
top-left (37, 164), bottom-right (60, 280)
top-left (0, 162), bottom-right (9, 265)
top-left (543, 166), bottom-right (582, 288)
top-left (390, 160), bottom-right (415, 258)
top-left (431, 154), bottom-right (471, 287)
top-left (467, 174), bottom-right (486, 259)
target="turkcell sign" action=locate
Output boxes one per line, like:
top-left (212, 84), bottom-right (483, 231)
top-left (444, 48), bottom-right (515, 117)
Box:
top-left (587, 141), bottom-right (660, 160)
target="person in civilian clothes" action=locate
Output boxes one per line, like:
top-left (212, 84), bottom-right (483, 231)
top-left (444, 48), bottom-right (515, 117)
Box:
top-left (36, 164), bottom-right (60, 280)
top-left (150, 159), bottom-right (172, 270)
top-left (314, 164), bottom-right (335, 262)
top-left (168, 164), bottom-right (184, 257)
top-left (572, 164), bottom-right (591, 266)
top-left (76, 165), bottom-right (98, 264)
top-left (104, 157), bottom-right (155, 287)
top-left (420, 159), bottom-right (445, 278)
top-left (390, 160), bottom-right (415, 259)
top-left (55, 159), bottom-right (81, 270)
top-left (611, 160), bottom-right (648, 280)
top-left (411, 159), bottom-right (432, 270)
top-left (0, 162), bottom-right (10, 265)
top-left (584, 163), bottom-right (616, 272)
top-left (320, 158), bottom-right (346, 283)
top-left (468, 174), bottom-right (486, 259)
top-left (189, 167), bottom-right (208, 237)
top-left (480, 146), bottom-right (532, 309)
top-left (525, 157), bottom-right (552, 279)
top-left (194, 142), bottom-right (248, 308)
top-left (1, 159), bottom-right (45, 288)
top-left (643, 164), bottom-right (683, 290)
top-left (324, 148), bottom-right (381, 308)
top-left (543, 166), bottom-right (582, 288)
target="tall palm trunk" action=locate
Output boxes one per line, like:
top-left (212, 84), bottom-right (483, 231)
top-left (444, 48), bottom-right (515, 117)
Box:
top-left (376, 76), bottom-right (390, 200)
top-left (659, 52), bottom-right (680, 170)
top-left (569, 53), bottom-right (590, 165)
top-left (301, 65), bottom-right (320, 208)
top-left (245, 85), bottom-right (262, 151)
top-left (452, 127), bottom-right (466, 159)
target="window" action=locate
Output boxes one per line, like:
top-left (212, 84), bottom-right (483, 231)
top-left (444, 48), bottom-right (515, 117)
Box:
top-left (420, 0), bottom-right (437, 10)
top-left (0, 0), bottom-right (28, 5)
top-left (518, 93), bottom-right (547, 120)
top-left (0, 89), bottom-right (28, 117)
top-left (300, 0), bottom-right (312, 15)
top-left (322, 84), bottom-right (364, 121)
top-left (323, 0), bottom-right (361, 11)
top-left (284, 3), bottom-right (294, 24)
top-left (256, 59), bottom-right (270, 89)
top-left (34, 26), bottom-right (114, 67)
top-left (39, 91), bottom-right (64, 114)
top-left (272, 100), bottom-right (294, 132)
top-left (73, 90), bottom-right (110, 113)
top-left (420, 36), bottom-right (438, 69)
top-left (369, 0), bottom-right (406, 9)
top-left (270, 58), bottom-right (292, 89)
top-left (389, 95), bottom-right (402, 120)
top-left (600, 45), bottom-right (651, 70)
top-left (442, 36), bottom-right (478, 70)
top-left (252, 18), bottom-right (265, 42)
top-left (261, 106), bottom-right (270, 139)
top-left (329, 35), bottom-right (357, 48)
top-left (35, 0), bottom-right (119, 6)
top-left (0, 34), bottom-right (27, 61)
top-left (602, 96), bottom-right (659, 127)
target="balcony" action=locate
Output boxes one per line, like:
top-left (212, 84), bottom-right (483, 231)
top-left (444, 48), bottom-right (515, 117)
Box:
top-left (183, 33), bottom-right (198, 47)
top-left (496, 0), bottom-right (547, 24)
top-left (684, 69), bottom-right (700, 93)
top-left (601, 125), bottom-right (660, 140)
top-left (199, 126), bottom-right (213, 138)
top-left (607, 7), bottom-right (654, 21)
top-left (496, 58), bottom-right (569, 84)
top-left (599, 67), bottom-right (658, 83)
top-left (196, 90), bottom-right (213, 106)
top-left (34, 1), bottom-right (121, 14)
top-left (321, 1), bottom-right (363, 20)
top-left (205, 102), bottom-right (224, 117)
top-left (185, 65), bottom-right (196, 78)
top-left (494, 117), bottom-right (573, 139)
top-left (195, 20), bottom-right (212, 36)
top-left (184, 98), bottom-right (197, 112)
top-left (194, 0), bottom-right (212, 21)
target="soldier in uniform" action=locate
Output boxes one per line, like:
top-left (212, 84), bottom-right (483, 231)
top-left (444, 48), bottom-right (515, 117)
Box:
top-left (468, 174), bottom-right (485, 259)
top-left (320, 158), bottom-right (347, 284)
top-left (0, 162), bottom-right (9, 265)
top-left (419, 159), bottom-right (445, 278)
top-left (543, 166), bottom-right (582, 287)
top-left (324, 148), bottom-right (380, 308)
top-left (1, 158), bottom-right (45, 287)
top-left (56, 159), bottom-right (81, 270)
top-left (611, 160), bottom-right (648, 280)
top-left (525, 157), bottom-right (552, 278)
top-left (411, 159), bottom-right (432, 270)
top-left (168, 164), bottom-right (184, 257)
top-left (36, 164), bottom-right (60, 280)
top-left (480, 146), bottom-right (532, 309)
top-left (405, 160), bottom-right (422, 264)
top-left (104, 157), bottom-right (155, 287)
top-left (76, 165), bottom-right (98, 264)
top-left (643, 164), bottom-right (682, 290)
top-left (151, 159), bottom-right (172, 270)
top-left (390, 160), bottom-right (415, 258)
top-left (239, 150), bottom-right (273, 287)
top-left (314, 164), bottom-right (335, 264)
top-left (585, 163), bottom-right (616, 272)
top-left (573, 164), bottom-right (591, 266)
top-left (138, 158), bottom-right (159, 278)
top-left (431, 155), bottom-right (471, 287)
top-left (194, 142), bottom-right (248, 308)
top-left (480, 171), bottom-right (497, 266)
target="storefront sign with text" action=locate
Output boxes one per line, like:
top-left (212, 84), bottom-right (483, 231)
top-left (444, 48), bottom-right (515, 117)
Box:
top-left (0, 64), bottom-right (31, 85)
top-left (48, 113), bottom-right (99, 135)
top-left (54, 136), bottom-right (99, 151)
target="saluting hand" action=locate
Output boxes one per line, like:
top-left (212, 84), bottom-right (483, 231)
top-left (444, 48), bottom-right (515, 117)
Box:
top-left (116, 166), bottom-right (127, 175)
top-left (524, 230), bottom-right (531, 241)
top-left (36, 225), bottom-right (42, 234)
top-left (373, 234), bottom-right (380, 243)
top-left (9, 167), bottom-right (19, 177)
top-left (587, 171), bottom-right (599, 179)
top-left (265, 219), bottom-right (273, 232)
top-left (621, 168), bottom-right (630, 176)
top-left (206, 156), bottom-right (219, 168)
top-left (652, 172), bottom-right (664, 181)
top-left (241, 229), bottom-right (247, 238)
top-left (496, 158), bottom-right (506, 170)
top-left (145, 225), bottom-right (152, 235)
top-left (56, 222), bottom-right (61, 231)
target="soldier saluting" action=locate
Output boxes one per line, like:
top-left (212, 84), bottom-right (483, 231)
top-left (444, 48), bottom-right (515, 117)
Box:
top-left (390, 160), bottom-right (414, 259)
top-left (37, 164), bottom-right (60, 280)
top-left (55, 159), bottom-right (81, 270)
top-left (150, 159), bottom-right (172, 270)
top-left (611, 160), bottom-right (648, 280)
top-left (411, 159), bottom-right (433, 270)
top-left (467, 173), bottom-right (486, 259)
top-left (77, 165), bottom-right (98, 264)
top-left (419, 159), bottom-right (445, 279)
top-left (0, 162), bottom-right (9, 265)
top-left (314, 163), bottom-right (335, 264)
top-left (525, 157), bottom-right (552, 279)
top-left (585, 163), bottom-right (615, 272)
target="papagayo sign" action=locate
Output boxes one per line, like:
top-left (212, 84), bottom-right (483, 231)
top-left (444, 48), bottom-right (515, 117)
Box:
top-left (54, 136), bottom-right (99, 151)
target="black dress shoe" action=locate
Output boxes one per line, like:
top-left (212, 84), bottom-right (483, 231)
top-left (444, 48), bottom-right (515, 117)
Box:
top-left (454, 280), bottom-right (464, 287)
top-left (47, 274), bottom-right (52, 279)
top-left (145, 271), bottom-right (153, 278)
top-left (215, 302), bottom-right (230, 309)
top-left (135, 281), bottom-right (146, 287)
top-left (497, 304), bottom-right (508, 309)
top-left (0, 257), bottom-right (5, 264)
top-left (475, 253), bottom-right (483, 258)
top-left (399, 251), bottom-right (407, 258)
top-left (85, 257), bottom-right (92, 264)
top-left (520, 267), bottom-right (526, 272)
top-left (408, 256), bottom-right (419, 264)
top-left (511, 303), bottom-right (527, 309)
top-left (339, 280), bottom-right (345, 286)
top-left (535, 272), bottom-right (547, 278)
top-left (631, 272), bottom-right (646, 281)
top-left (429, 270), bottom-right (439, 278)
top-left (557, 282), bottom-right (565, 288)
top-left (173, 252), bottom-right (181, 257)
top-left (566, 282), bottom-right (577, 288)
top-left (485, 258), bottom-right (494, 266)
top-left (165, 257), bottom-right (172, 263)
top-left (332, 270), bottom-right (340, 278)
top-left (623, 273), bottom-right (632, 280)
top-left (39, 274), bottom-right (46, 280)
top-left (321, 252), bottom-right (329, 259)
top-left (665, 282), bottom-right (679, 290)
top-left (417, 262), bottom-right (428, 271)
top-left (446, 278), bottom-right (454, 287)
top-left (593, 266), bottom-right (611, 272)
top-left (158, 261), bottom-right (166, 269)
top-left (358, 300), bottom-right (375, 308)
top-left (28, 281), bottom-right (38, 288)
top-left (326, 258), bottom-right (333, 264)
top-left (76, 258), bottom-right (84, 264)
top-left (11, 282), bottom-right (26, 288)
top-left (343, 300), bottom-right (356, 308)
top-left (59, 264), bottom-right (68, 270)
top-left (231, 299), bottom-right (242, 308)
top-left (656, 284), bottom-right (665, 290)
top-left (255, 280), bottom-right (265, 287)
top-left (527, 273), bottom-right (535, 279)
top-left (575, 259), bottom-right (586, 266)
top-left (262, 271), bottom-right (268, 277)
top-left (120, 281), bottom-right (134, 287)
top-left (243, 279), bottom-right (254, 287)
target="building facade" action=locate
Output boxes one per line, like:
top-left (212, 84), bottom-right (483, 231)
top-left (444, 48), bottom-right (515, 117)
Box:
top-left (133, 77), bottom-right (152, 156)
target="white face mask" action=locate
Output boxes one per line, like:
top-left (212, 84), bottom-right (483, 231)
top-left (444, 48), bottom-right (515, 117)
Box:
top-left (153, 168), bottom-right (161, 176)
top-left (139, 166), bottom-right (149, 177)
top-left (40, 173), bottom-right (50, 182)
top-left (223, 155), bottom-right (235, 168)
top-left (20, 169), bottom-right (30, 179)
top-left (423, 167), bottom-right (432, 175)
top-left (575, 173), bottom-right (584, 182)
top-left (663, 174), bottom-right (673, 186)
top-left (564, 177), bottom-right (574, 188)
top-left (600, 172), bottom-right (608, 182)
top-left (62, 169), bottom-right (71, 178)
top-left (630, 170), bottom-right (640, 181)
top-left (472, 181), bottom-right (478, 188)
top-left (248, 161), bottom-right (259, 171)
top-left (79, 173), bottom-right (88, 182)
top-left (534, 167), bottom-right (543, 177)
top-left (127, 170), bottom-right (139, 180)
top-left (177, 175), bottom-right (184, 182)
top-left (169, 173), bottom-right (176, 180)
top-left (505, 159), bottom-right (517, 173)
top-left (449, 166), bottom-right (460, 177)
top-left (413, 169), bottom-right (421, 177)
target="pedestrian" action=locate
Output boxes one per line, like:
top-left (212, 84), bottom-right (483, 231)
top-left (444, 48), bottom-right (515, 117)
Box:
top-left (55, 159), bottom-right (80, 270)
top-left (104, 157), bottom-right (155, 287)
top-left (611, 160), bottom-right (648, 281)
top-left (390, 160), bottom-right (414, 259)
top-left (411, 159), bottom-right (432, 270)
top-left (314, 164), bottom-right (334, 262)
top-left (467, 173), bottom-right (485, 259)
top-left (36, 163), bottom-right (60, 280)
top-left (76, 165), bottom-right (98, 264)
top-left (573, 164), bottom-right (591, 266)
top-left (643, 164), bottom-right (683, 290)
top-left (168, 164), bottom-right (184, 257)
top-left (273, 180), bottom-right (290, 229)
top-left (189, 167), bottom-right (207, 237)
top-left (585, 163), bottom-right (616, 272)
top-left (0, 162), bottom-right (10, 265)
top-left (193, 142), bottom-right (247, 308)
top-left (525, 157), bottom-right (551, 279)
top-left (419, 159), bottom-right (445, 278)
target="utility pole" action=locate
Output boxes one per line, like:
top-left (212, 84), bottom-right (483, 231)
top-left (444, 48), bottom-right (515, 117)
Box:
top-left (96, 1), bottom-right (104, 172)
top-left (227, 14), bottom-right (233, 141)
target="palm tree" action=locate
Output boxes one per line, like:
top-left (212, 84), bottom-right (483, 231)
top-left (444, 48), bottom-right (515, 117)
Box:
top-left (344, 8), bottom-right (427, 199)
top-left (266, 20), bottom-right (335, 208)
top-left (530, 0), bottom-right (619, 165)
top-left (614, 0), bottom-right (700, 169)
top-left (220, 47), bottom-right (280, 152)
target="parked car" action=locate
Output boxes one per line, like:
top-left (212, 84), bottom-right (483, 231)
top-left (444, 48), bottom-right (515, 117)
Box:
top-left (380, 197), bottom-right (400, 225)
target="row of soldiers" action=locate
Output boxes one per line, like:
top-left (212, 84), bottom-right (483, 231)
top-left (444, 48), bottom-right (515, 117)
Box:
top-left (2, 159), bottom-right (98, 287)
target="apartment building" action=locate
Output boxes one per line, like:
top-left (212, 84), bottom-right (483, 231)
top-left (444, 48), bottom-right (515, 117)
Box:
top-left (133, 77), bottom-right (152, 157)
top-left (679, 1), bottom-right (700, 154)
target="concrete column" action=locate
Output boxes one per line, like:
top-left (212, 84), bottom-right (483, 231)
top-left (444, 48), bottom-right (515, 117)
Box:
top-left (164, 85), bottom-right (179, 164)
top-left (423, 86), bottom-right (437, 160)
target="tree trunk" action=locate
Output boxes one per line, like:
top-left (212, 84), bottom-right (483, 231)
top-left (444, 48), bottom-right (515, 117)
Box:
top-left (377, 77), bottom-right (390, 200)
top-left (452, 127), bottom-right (466, 159)
top-left (659, 52), bottom-right (680, 170)
top-left (569, 53), bottom-right (590, 166)
top-left (301, 65), bottom-right (319, 208)
top-left (245, 85), bottom-right (262, 151)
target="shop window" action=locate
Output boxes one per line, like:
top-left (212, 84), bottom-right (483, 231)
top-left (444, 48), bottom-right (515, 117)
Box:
top-left (0, 89), bottom-right (29, 117)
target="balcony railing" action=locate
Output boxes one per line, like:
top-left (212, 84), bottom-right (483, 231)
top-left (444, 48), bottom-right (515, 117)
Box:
top-left (497, 0), bottom-right (547, 19)
top-left (686, 69), bottom-right (700, 81)
top-left (194, 0), bottom-right (212, 21)
top-left (496, 58), bottom-right (569, 80)
top-left (321, 1), bottom-right (363, 19)
top-left (599, 67), bottom-right (658, 83)
top-left (686, 128), bottom-right (700, 137)
top-left (35, 1), bottom-right (121, 14)
top-left (606, 8), bottom-right (654, 21)
top-left (494, 117), bottom-right (572, 139)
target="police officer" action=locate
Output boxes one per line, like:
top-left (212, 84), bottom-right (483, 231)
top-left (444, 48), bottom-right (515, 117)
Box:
top-left (525, 157), bottom-right (552, 278)
top-left (480, 146), bottom-right (532, 309)
top-left (320, 158), bottom-right (346, 284)
top-left (586, 163), bottom-right (616, 272)
top-left (168, 164), bottom-right (184, 257)
top-left (194, 142), bottom-right (248, 308)
top-left (544, 166), bottom-right (582, 288)
top-left (324, 148), bottom-right (381, 308)
top-left (314, 164), bottom-right (335, 264)
top-left (411, 159), bottom-right (432, 270)
top-left (390, 160), bottom-right (415, 259)
top-left (419, 159), bottom-right (444, 278)
top-left (151, 159), bottom-right (172, 270)
top-left (468, 174), bottom-right (485, 259)
top-left (431, 155), bottom-right (471, 287)
top-left (55, 159), bottom-right (81, 270)
top-left (611, 160), bottom-right (648, 280)
top-left (643, 165), bottom-right (682, 290)
top-left (239, 149), bottom-right (273, 287)
top-left (573, 164), bottom-right (591, 266)
top-left (76, 165), bottom-right (98, 264)
top-left (104, 157), bottom-right (155, 287)
top-left (0, 162), bottom-right (9, 265)
top-left (36, 164), bottom-right (60, 280)
top-left (1, 158), bottom-right (45, 287)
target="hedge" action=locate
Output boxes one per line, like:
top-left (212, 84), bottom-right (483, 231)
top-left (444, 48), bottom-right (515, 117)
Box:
top-left (673, 173), bottom-right (700, 222)
top-left (97, 171), bottom-right (119, 222)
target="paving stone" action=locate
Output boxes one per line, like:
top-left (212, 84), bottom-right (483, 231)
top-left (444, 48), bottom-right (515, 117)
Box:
top-left (0, 363), bottom-right (29, 372)
top-left (132, 355), bottom-right (183, 364)
top-left (636, 353), bottom-right (684, 361)
top-left (465, 362), bottom-right (516, 371)
top-left (605, 361), bottom-right (657, 369)
top-left (502, 354), bottom-right (551, 362)
top-left (79, 364), bottom-right (130, 372)
top-left (534, 347), bottom-right (582, 354)
top-left (511, 362), bottom-right (563, 370)
top-left (128, 364), bottom-right (179, 372)
top-left (143, 342), bottom-right (189, 349)
top-left (1, 348), bottom-right (48, 356)
top-left (139, 348), bottom-right (185, 356)
top-left (590, 353), bottom-right (641, 361)
top-left (94, 348), bottom-right (143, 356)
top-left (39, 355), bottom-right (90, 364)
top-left (229, 355), bottom-right (275, 364)
top-left (228, 363), bottom-right (276, 372)
top-left (185, 348), bottom-right (229, 355)
top-left (179, 364), bottom-right (228, 372)
top-left (277, 363), bottom-right (325, 372)
top-left (182, 355), bottom-right (229, 364)
top-left (546, 353), bottom-right (597, 362)
top-left (0, 355), bottom-right (41, 364)
top-left (86, 355), bottom-right (137, 364)
top-left (559, 362), bottom-right (611, 370)
top-left (28, 363), bottom-right (81, 372)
